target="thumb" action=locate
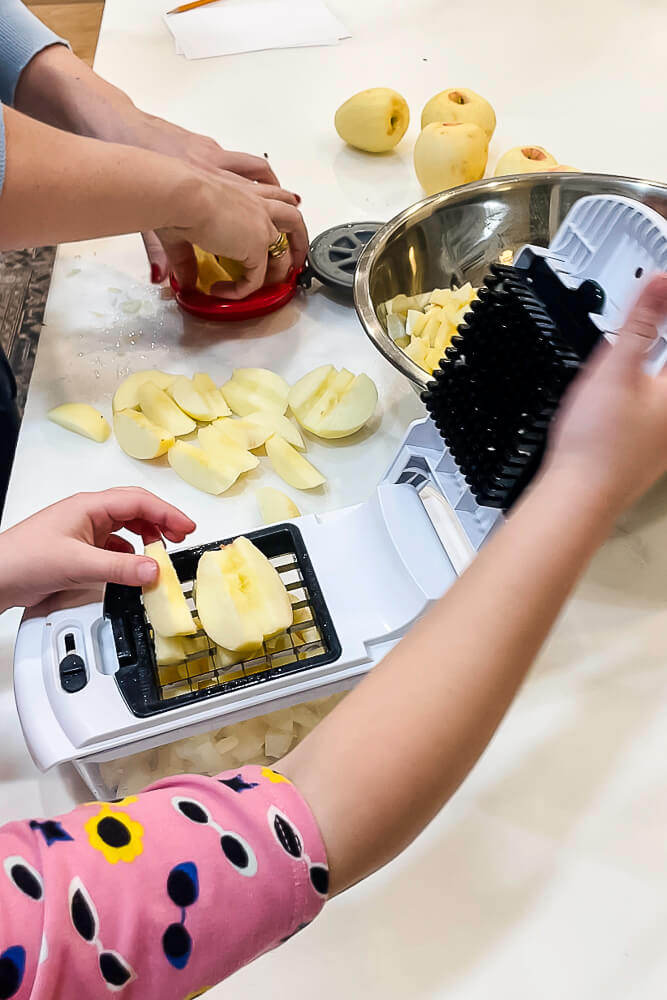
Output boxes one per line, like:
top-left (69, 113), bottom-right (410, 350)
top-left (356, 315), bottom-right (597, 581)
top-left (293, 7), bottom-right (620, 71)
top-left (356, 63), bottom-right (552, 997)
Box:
top-left (615, 272), bottom-right (667, 361)
top-left (141, 231), bottom-right (170, 284)
top-left (76, 546), bottom-right (159, 588)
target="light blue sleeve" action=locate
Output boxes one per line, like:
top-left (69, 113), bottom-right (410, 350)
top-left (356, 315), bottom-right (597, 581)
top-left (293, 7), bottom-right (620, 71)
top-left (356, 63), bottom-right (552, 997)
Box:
top-left (0, 0), bottom-right (67, 106)
top-left (0, 0), bottom-right (68, 193)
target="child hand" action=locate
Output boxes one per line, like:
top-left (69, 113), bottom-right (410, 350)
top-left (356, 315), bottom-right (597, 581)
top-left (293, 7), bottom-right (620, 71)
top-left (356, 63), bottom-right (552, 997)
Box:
top-left (543, 273), bottom-right (667, 514)
top-left (0, 488), bottom-right (195, 610)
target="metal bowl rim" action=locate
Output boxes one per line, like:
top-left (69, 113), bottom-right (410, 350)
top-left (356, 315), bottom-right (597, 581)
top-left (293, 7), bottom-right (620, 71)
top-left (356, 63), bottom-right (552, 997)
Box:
top-left (353, 171), bottom-right (667, 392)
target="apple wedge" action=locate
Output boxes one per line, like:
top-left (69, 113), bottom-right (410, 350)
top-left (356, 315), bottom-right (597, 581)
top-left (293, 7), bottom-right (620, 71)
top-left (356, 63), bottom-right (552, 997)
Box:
top-left (256, 487), bottom-right (301, 524)
top-left (265, 434), bottom-right (325, 490)
top-left (195, 535), bottom-right (293, 651)
top-left (192, 373), bottom-right (231, 418)
top-left (168, 440), bottom-right (245, 495)
top-left (242, 411), bottom-right (304, 450)
top-left (113, 409), bottom-right (175, 459)
top-left (138, 382), bottom-right (196, 437)
top-left (48, 403), bottom-right (110, 443)
top-left (288, 365), bottom-right (378, 439)
top-left (142, 541), bottom-right (194, 637)
top-left (112, 370), bottom-right (174, 413)
top-left (197, 426), bottom-right (259, 475)
top-left (168, 376), bottom-right (216, 422)
top-left (221, 368), bottom-right (290, 417)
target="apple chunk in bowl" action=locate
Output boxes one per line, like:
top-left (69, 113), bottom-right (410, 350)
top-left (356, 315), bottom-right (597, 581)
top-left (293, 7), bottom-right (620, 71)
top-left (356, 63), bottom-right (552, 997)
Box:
top-left (353, 172), bottom-right (667, 392)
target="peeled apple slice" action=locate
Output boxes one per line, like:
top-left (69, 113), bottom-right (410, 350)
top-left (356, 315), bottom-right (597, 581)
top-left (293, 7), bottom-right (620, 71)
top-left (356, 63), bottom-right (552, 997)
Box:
top-left (168, 440), bottom-right (244, 495)
top-left (48, 403), bottom-right (110, 443)
top-left (113, 409), bottom-right (175, 459)
top-left (193, 245), bottom-right (244, 294)
top-left (288, 365), bottom-right (378, 439)
top-left (256, 487), bottom-right (301, 524)
top-left (138, 382), bottom-right (196, 437)
top-left (168, 376), bottom-right (216, 422)
top-left (195, 535), bottom-right (293, 651)
top-left (221, 368), bottom-right (290, 417)
top-left (197, 426), bottom-right (259, 474)
top-left (242, 411), bottom-right (304, 450)
top-left (265, 434), bottom-right (326, 490)
top-left (192, 373), bottom-right (231, 418)
top-left (142, 541), bottom-right (194, 637)
top-left (112, 370), bottom-right (174, 413)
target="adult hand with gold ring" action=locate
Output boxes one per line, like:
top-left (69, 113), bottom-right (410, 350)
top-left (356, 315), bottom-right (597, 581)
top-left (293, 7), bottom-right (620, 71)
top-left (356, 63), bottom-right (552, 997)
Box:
top-left (156, 168), bottom-right (308, 300)
top-left (268, 232), bottom-right (290, 259)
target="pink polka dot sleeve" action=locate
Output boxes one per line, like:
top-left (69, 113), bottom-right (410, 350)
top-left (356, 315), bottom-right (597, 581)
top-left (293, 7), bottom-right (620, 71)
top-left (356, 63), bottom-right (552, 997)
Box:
top-left (0, 765), bottom-right (327, 999)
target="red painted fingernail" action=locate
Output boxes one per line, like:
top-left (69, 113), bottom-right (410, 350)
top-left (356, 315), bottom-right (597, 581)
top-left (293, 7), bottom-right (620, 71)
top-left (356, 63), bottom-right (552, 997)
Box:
top-left (151, 264), bottom-right (161, 284)
top-left (294, 194), bottom-right (302, 204)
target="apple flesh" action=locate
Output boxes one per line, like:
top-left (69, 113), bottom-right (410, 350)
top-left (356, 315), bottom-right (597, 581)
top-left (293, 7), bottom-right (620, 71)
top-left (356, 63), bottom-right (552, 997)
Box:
top-left (168, 440), bottom-right (247, 495)
top-left (197, 426), bottom-right (259, 474)
top-left (192, 373), bottom-right (231, 418)
top-left (48, 403), bottom-right (110, 443)
top-left (138, 382), bottom-right (196, 437)
top-left (256, 487), bottom-right (301, 524)
top-left (168, 376), bottom-right (216, 422)
top-left (335, 87), bottom-right (410, 153)
top-left (142, 541), bottom-right (194, 637)
top-left (414, 122), bottom-right (488, 196)
top-left (421, 88), bottom-right (496, 140)
top-left (195, 535), bottom-right (293, 651)
top-left (265, 434), bottom-right (326, 490)
top-left (113, 409), bottom-right (175, 459)
top-left (112, 370), bottom-right (174, 413)
top-left (193, 245), bottom-right (244, 293)
top-left (288, 365), bottom-right (378, 439)
top-left (494, 146), bottom-right (557, 176)
top-left (221, 368), bottom-right (290, 417)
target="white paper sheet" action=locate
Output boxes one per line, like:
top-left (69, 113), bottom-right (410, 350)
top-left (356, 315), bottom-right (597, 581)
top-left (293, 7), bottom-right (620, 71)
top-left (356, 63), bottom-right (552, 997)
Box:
top-left (163, 0), bottom-right (349, 60)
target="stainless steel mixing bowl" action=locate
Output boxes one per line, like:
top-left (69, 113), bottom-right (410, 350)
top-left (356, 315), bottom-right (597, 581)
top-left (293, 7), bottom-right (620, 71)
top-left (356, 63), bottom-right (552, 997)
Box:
top-left (354, 173), bottom-right (667, 392)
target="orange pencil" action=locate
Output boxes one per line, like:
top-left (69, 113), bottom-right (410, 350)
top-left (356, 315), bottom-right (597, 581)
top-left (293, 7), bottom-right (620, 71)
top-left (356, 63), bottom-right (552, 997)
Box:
top-left (167, 0), bottom-right (221, 15)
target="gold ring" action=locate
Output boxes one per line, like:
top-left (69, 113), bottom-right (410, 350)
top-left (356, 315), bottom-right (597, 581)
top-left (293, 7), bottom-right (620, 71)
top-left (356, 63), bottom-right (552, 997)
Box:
top-left (268, 232), bottom-right (289, 259)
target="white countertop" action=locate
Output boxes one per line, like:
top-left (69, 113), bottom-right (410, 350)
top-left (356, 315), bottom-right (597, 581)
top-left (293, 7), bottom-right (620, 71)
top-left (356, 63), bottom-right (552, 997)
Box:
top-left (1, 0), bottom-right (667, 996)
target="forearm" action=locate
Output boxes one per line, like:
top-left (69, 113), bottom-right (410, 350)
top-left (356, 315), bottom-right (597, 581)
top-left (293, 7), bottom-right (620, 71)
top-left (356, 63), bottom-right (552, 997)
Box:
top-left (14, 42), bottom-right (139, 142)
top-left (282, 470), bottom-right (615, 893)
top-left (0, 104), bottom-right (197, 249)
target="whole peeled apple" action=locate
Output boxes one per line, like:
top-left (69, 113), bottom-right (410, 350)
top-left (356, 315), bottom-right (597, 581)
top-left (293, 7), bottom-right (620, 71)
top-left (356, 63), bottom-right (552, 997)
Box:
top-left (414, 122), bottom-right (488, 196)
top-left (421, 88), bottom-right (496, 140)
top-left (494, 146), bottom-right (557, 176)
top-left (335, 88), bottom-right (410, 153)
